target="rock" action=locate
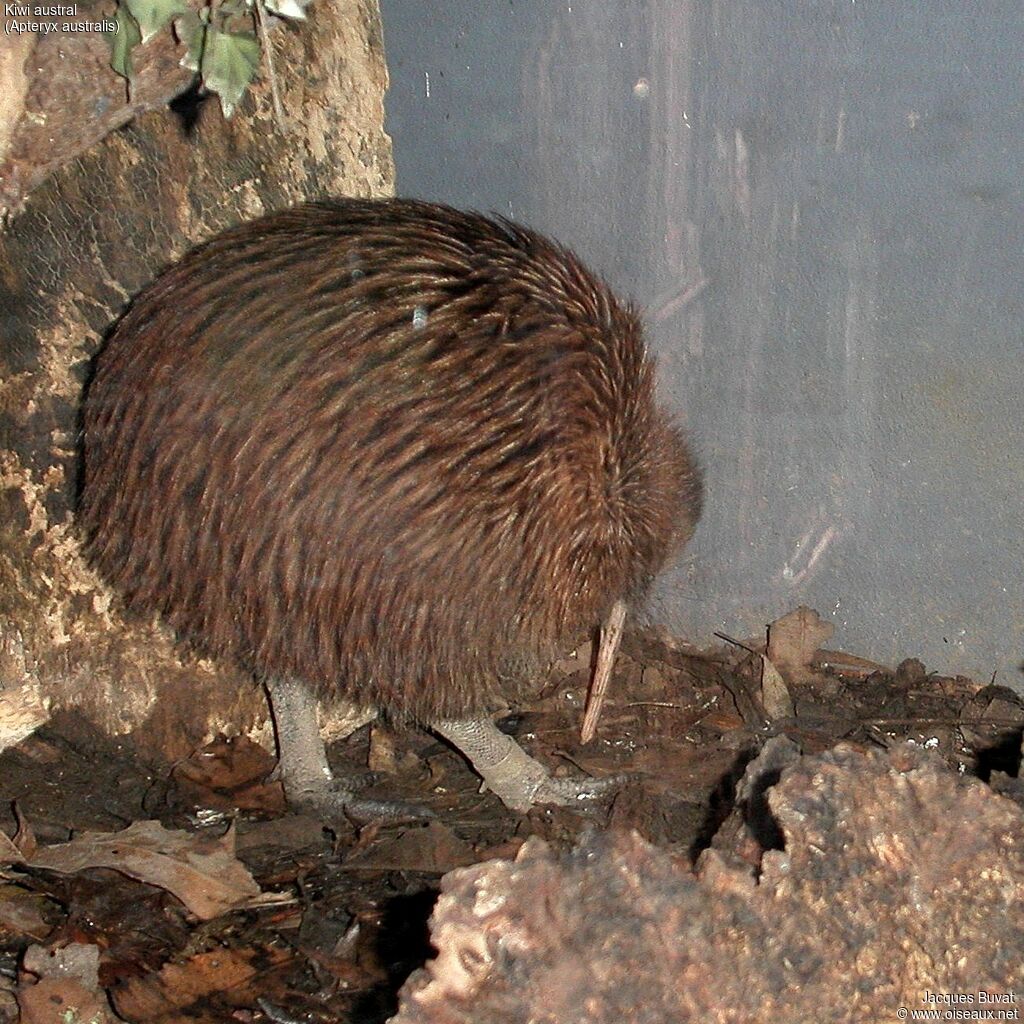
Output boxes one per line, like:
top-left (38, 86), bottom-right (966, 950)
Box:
top-left (393, 743), bottom-right (1024, 1023)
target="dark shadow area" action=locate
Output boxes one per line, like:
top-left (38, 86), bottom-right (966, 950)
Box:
top-left (169, 81), bottom-right (209, 135)
top-left (974, 729), bottom-right (1024, 782)
top-left (688, 747), bottom-right (753, 861)
top-left (351, 887), bottom-right (438, 1023)
top-left (741, 763), bottom-right (787, 853)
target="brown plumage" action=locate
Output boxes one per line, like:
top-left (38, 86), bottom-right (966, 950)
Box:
top-left (79, 198), bottom-right (701, 723)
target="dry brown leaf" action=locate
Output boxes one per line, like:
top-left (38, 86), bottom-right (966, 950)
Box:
top-left (18, 975), bottom-right (115, 1024)
top-left (0, 886), bottom-right (54, 941)
top-left (22, 942), bottom-right (100, 987)
top-left (765, 606), bottom-right (834, 684)
top-left (0, 803), bottom-right (36, 864)
top-left (13, 802), bottom-right (37, 859)
top-left (760, 655), bottom-right (795, 720)
top-left (18, 943), bottom-right (114, 1024)
top-left (171, 735), bottom-right (285, 815)
top-left (111, 945), bottom-right (290, 1021)
top-left (814, 649), bottom-right (892, 677)
top-left (368, 721), bottom-right (400, 773)
top-left (344, 820), bottom-right (476, 873)
top-left (0, 830), bottom-right (20, 864)
top-left (28, 820), bottom-right (262, 920)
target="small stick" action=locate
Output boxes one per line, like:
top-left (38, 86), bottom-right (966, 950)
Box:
top-left (580, 598), bottom-right (628, 743)
top-left (713, 630), bottom-right (759, 655)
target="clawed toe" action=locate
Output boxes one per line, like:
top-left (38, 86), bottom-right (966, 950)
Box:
top-left (338, 795), bottom-right (436, 824)
top-left (289, 786), bottom-right (434, 825)
top-left (534, 771), bottom-right (631, 807)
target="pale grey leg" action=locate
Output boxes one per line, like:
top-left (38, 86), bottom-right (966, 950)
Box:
top-left (265, 675), bottom-right (333, 798)
top-left (265, 677), bottom-right (431, 821)
top-left (433, 717), bottom-right (621, 812)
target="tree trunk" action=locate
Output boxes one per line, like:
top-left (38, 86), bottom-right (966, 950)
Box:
top-left (0, 0), bottom-right (394, 761)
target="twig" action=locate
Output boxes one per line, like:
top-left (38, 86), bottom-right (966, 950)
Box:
top-left (714, 631), bottom-right (759, 656)
top-left (581, 599), bottom-right (628, 743)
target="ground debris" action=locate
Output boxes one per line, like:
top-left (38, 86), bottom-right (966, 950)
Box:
top-left (0, 614), bottom-right (1020, 1021)
top-left (110, 944), bottom-right (294, 1023)
top-left (393, 743), bottom-right (1024, 1024)
top-left (169, 736), bottom-right (286, 818)
top-left (2, 820), bottom-right (264, 921)
top-left (18, 943), bottom-right (116, 1024)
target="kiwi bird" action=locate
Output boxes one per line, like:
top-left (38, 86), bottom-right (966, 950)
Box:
top-left (79, 198), bottom-right (702, 815)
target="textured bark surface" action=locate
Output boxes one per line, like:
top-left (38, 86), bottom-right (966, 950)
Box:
top-left (0, 0), bottom-right (196, 216)
top-left (0, 0), bottom-right (394, 760)
top-left (394, 744), bottom-right (1024, 1023)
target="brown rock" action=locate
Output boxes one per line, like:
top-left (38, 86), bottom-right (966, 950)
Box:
top-left (394, 744), bottom-right (1024, 1023)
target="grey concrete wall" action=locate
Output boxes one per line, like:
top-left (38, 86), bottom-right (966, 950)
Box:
top-left (380, 0), bottom-right (1024, 687)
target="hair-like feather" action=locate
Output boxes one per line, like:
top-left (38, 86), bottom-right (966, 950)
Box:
top-left (80, 199), bottom-right (702, 721)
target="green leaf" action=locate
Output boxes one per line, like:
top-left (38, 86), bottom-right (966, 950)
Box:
top-left (217, 0), bottom-right (251, 17)
top-left (200, 27), bottom-right (261, 118)
top-left (176, 8), bottom-right (205, 72)
top-left (108, 3), bottom-right (143, 80)
top-left (124, 0), bottom-right (189, 43)
top-left (264, 0), bottom-right (311, 20)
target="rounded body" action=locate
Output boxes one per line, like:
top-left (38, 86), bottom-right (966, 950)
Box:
top-left (80, 199), bottom-right (701, 721)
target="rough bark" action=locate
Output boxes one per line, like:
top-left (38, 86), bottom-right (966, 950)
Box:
top-left (0, 0), bottom-right (197, 217)
top-left (394, 743), bottom-right (1024, 1023)
top-left (0, 0), bottom-right (394, 760)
